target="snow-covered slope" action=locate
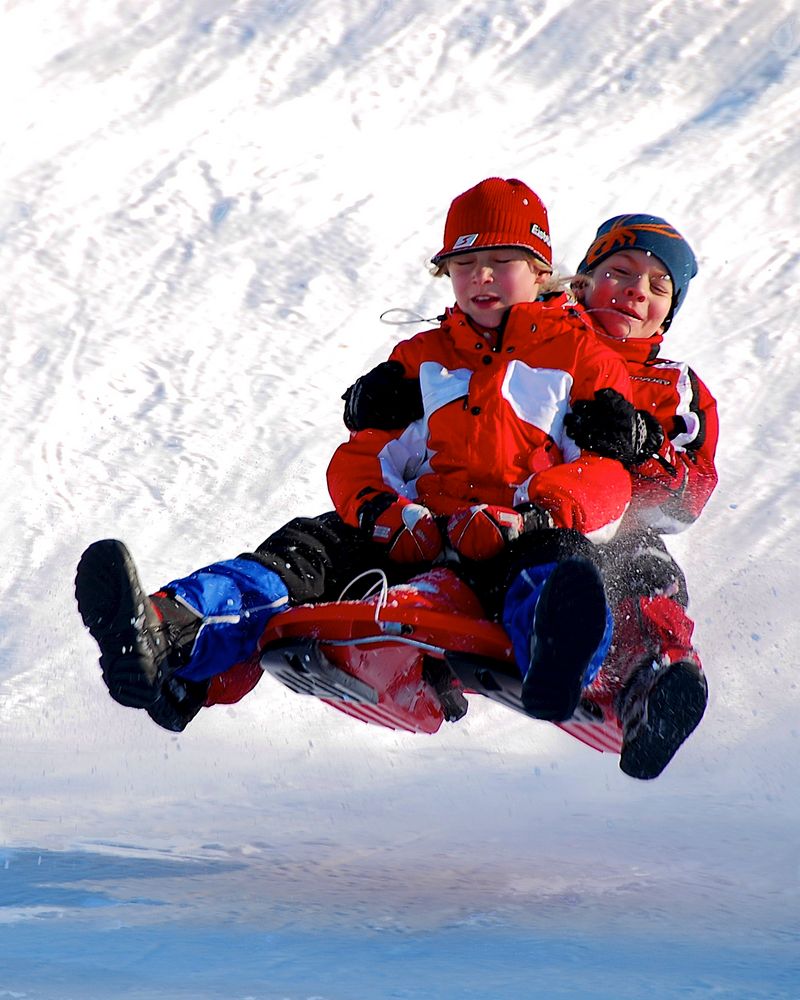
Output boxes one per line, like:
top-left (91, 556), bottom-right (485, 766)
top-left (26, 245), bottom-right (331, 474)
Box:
top-left (1, 2), bottom-right (799, 997)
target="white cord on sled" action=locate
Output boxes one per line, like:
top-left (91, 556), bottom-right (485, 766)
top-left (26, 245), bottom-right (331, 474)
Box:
top-left (337, 568), bottom-right (440, 640)
top-left (323, 633), bottom-right (447, 656)
top-left (337, 568), bottom-right (389, 626)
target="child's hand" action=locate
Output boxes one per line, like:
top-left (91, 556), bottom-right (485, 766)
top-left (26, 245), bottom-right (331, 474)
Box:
top-left (564, 388), bottom-right (664, 466)
top-left (342, 361), bottom-right (424, 432)
top-left (447, 503), bottom-right (553, 560)
top-left (361, 495), bottom-right (443, 562)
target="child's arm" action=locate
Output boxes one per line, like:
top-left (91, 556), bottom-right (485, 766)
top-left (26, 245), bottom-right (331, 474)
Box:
top-left (629, 368), bottom-right (719, 532)
top-left (512, 333), bottom-right (633, 540)
top-left (326, 423), bottom-right (427, 528)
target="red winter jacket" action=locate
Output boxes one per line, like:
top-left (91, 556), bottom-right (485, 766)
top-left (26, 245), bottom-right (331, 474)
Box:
top-left (327, 296), bottom-right (632, 542)
top-left (599, 330), bottom-right (719, 532)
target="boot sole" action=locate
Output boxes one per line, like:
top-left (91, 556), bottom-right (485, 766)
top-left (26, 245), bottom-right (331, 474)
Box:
top-left (75, 539), bottom-right (165, 708)
top-left (521, 558), bottom-right (607, 721)
top-left (619, 662), bottom-right (707, 780)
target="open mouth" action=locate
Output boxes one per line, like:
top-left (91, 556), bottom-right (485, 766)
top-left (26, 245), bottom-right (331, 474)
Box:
top-left (606, 298), bottom-right (642, 322)
top-left (613, 306), bottom-right (642, 322)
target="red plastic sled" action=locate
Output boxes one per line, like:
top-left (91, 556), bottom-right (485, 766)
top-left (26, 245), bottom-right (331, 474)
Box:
top-left (253, 568), bottom-right (624, 755)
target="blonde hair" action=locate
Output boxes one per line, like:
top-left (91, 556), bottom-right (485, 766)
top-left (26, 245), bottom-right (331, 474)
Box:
top-left (540, 270), bottom-right (573, 297)
top-left (567, 271), bottom-right (593, 305)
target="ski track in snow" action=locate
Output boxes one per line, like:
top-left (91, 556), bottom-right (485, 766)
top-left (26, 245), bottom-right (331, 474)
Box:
top-left (1, 1), bottom-right (800, 997)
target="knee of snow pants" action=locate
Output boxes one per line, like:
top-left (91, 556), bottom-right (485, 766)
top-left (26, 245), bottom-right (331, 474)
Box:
top-left (164, 558), bottom-right (290, 681)
top-left (613, 593), bottom-right (700, 673)
top-left (501, 561), bottom-right (613, 686)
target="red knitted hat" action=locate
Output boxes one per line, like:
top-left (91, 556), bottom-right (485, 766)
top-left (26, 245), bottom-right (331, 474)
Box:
top-left (432, 177), bottom-right (552, 267)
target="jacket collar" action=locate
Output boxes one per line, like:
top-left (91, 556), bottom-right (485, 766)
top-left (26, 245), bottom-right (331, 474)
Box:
top-left (442, 295), bottom-right (574, 340)
top-left (444, 299), bottom-right (667, 363)
top-left (589, 322), bottom-right (665, 363)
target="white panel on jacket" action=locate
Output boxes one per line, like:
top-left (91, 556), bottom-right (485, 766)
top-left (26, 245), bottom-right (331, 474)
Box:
top-left (377, 420), bottom-right (430, 499)
top-left (654, 360), bottom-right (702, 452)
top-left (419, 361), bottom-right (472, 415)
top-left (375, 363), bottom-right (470, 499)
top-left (501, 361), bottom-right (578, 459)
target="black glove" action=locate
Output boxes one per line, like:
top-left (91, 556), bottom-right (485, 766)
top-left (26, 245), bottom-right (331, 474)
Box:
top-left (514, 502), bottom-right (557, 533)
top-left (564, 388), bottom-right (664, 466)
top-left (342, 361), bottom-right (424, 432)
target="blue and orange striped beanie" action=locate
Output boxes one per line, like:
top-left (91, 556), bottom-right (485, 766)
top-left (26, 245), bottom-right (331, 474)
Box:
top-left (577, 214), bottom-right (698, 330)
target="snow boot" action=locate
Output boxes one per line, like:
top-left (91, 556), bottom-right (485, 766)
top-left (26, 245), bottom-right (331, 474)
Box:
top-left (146, 674), bottom-right (210, 732)
top-left (75, 539), bottom-right (201, 709)
top-left (618, 660), bottom-right (708, 780)
top-left (521, 558), bottom-right (607, 721)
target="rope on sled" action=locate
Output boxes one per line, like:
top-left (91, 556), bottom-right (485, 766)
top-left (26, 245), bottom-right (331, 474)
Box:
top-left (337, 568), bottom-right (390, 621)
top-left (323, 633), bottom-right (447, 656)
top-left (335, 568), bottom-right (447, 653)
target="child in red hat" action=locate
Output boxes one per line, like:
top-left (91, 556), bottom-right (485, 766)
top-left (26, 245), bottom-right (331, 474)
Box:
top-left (327, 177), bottom-right (637, 722)
top-left (76, 178), bottom-right (634, 738)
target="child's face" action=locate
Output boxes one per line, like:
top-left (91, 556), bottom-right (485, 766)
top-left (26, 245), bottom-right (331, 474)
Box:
top-left (583, 249), bottom-right (673, 340)
top-left (447, 249), bottom-right (547, 328)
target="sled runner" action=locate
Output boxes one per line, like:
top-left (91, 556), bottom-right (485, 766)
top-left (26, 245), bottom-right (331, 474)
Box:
top-left (255, 568), bottom-right (624, 754)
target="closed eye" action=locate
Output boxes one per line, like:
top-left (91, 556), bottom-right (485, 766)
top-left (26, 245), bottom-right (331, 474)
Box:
top-left (607, 266), bottom-right (671, 295)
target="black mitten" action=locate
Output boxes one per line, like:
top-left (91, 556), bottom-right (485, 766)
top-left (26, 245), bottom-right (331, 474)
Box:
top-left (564, 388), bottom-right (664, 466)
top-left (342, 361), bottom-right (424, 431)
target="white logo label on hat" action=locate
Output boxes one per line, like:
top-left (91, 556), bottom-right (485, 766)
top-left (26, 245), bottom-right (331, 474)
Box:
top-left (530, 223), bottom-right (551, 247)
top-left (453, 233), bottom-right (479, 250)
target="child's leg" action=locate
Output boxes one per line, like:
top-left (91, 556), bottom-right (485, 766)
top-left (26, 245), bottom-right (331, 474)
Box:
top-left (601, 529), bottom-right (689, 607)
top-left (586, 590), bottom-right (707, 779)
top-left (75, 540), bottom-right (289, 710)
top-left (248, 512), bottom-right (380, 604)
top-left (75, 513), bottom-right (377, 722)
top-left (499, 530), bottom-right (612, 722)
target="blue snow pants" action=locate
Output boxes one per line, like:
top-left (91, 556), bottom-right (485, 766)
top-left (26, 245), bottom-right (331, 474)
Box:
top-left (165, 558), bottom-right (290, 682)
